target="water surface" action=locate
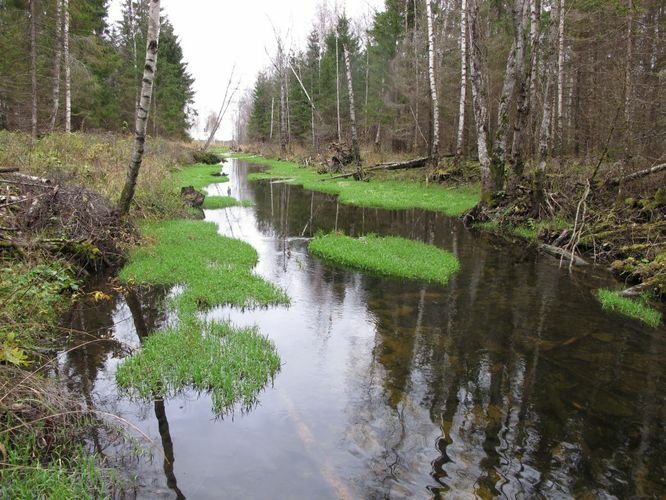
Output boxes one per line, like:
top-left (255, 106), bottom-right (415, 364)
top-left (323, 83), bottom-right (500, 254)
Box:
top-left (60, 158), bottom-right (666, 498)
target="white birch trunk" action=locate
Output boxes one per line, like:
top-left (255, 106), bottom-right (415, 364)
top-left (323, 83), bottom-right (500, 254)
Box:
top-left (527, 0), bottom-right (539, 107)
top-left (556, 0), bottom-right (565, 150)
top-left (425, 0), bottom-right (440, 166)
top-left (624, 0), bottom-right (633, 125)
top-left (129, 0), bottom-right (139, 111)
top-left (269, 96), bottom-right (274, 141)
top-left (468, 0), bottom-right (492, 200)
top-left (64, 0), bottom-right (71, 133)
top-left (335, 34), bottom-right (342, 142)
top-left (30, 0), bottom-right (38, 140)
top-left (343, 44), bottom-right (361, 167)
top-left (118, 0), bottom-right (161, 216)
top-left (456, 0), bottom-right (468, 158)
top-left (535, 0), bottom-right (561, 208)
top-left (48, 0), bottom-right (63, 132)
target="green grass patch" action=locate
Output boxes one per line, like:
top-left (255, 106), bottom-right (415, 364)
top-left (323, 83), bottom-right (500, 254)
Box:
top-left (116, 320), bottom-right (281, 414)
top-left (308, 233), bottom-right (460, 285)
top-left (117, 219), bottom-right (288, 415)
top-left (202, 196), bottom-right (254, 210)
top-left (236, 155), bottom-right (479, 216)
top-left (0, 439), bottom-right (110, 499)
top-left (174, 163), bottom-right (228, 190)
top-left (596, 289), bottom-right (662, 327)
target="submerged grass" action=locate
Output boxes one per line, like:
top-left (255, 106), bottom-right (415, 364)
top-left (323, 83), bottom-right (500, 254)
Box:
top-left (202, 196), bottom-right (253, 210)
top-left (597, 289), bottom-right (662, 327)
top-left (117, 219), bottom-right (288, 414)
top-left (237, 155), bottom-right (479, 216)
top-left (309, 233), bottom-right (460, 286)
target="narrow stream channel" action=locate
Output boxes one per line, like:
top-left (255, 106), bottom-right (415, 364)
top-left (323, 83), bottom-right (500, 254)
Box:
top-left (59, 158), bottom-right (665, 498)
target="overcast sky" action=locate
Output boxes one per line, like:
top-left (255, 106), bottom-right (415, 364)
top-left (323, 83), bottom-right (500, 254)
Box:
top-left (109, 0), bottom-right (385, 140)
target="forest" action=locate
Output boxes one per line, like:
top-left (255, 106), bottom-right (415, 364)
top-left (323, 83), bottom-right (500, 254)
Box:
top-left (0, 0), bottom-right (665, 498)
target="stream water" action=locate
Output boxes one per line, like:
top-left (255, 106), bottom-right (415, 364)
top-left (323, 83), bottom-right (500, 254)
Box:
top-left (59, 158), bottom-right (665, 499)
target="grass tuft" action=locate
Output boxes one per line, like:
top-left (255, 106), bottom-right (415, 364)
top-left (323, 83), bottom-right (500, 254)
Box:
top-left (308, 233), bottom-right (460, 285)
top-left (238, 155), bottom-right (479, 216)
top-left (117, 219), bottom-right (288, 415)
top-left (174, 163), bottom-right (228, 190)
top-left (596, 289), bottom-right (662, 327)
top-left (202, 196), bottom-right (254, 210)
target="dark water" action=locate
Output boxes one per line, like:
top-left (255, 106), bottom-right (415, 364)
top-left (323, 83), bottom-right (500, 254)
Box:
top-left (59, 158), bottom-right (665, 499)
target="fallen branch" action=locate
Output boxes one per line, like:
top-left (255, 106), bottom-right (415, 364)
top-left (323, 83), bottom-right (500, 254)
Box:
top-left (0, 167), bottom-right (19, 173)
top-left (539, 244), bottom-right (589, 266)
top-left (321, 157), bottom-right (430, 180)
top-left (604, 162), bottom-right (666, 187)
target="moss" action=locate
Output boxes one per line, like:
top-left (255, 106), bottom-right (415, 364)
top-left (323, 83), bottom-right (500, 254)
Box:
top-left (237, 155), bottom-right (479, 216)
top-left (117, 219), bottom-right (288, 415)
top-left (596, 289), bottom-right (662, 328)
top-left (308, 233), bottom-right (460, 285)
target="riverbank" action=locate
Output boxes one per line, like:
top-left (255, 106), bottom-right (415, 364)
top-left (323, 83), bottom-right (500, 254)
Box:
top-left (234, 148), bottom-right (663, 325)
top-left (0, 131), bottom-right (206, 496)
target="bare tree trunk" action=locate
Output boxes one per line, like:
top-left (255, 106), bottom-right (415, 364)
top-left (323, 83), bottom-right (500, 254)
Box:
top-left (335, 33), bottom-right (342, 142)
top-left (118, 0), bottom-right (161, 216)
top-left (468, 0), bottom-right (492, 202)
top-left (203, 69), bottom-right (237, 150)
top-left (30, 0), bottom-right (38, 140)
top-left (364, 37), bottom-right (369, 136)
top-left (556, 0), bottom-right (566, 153)
top-left (277, 40), bottom-right (288, 156)
top-left (455, 0), bottom-right (468, 158)
top-left (509, 0), bottom-right (535, 180)
top-left (129, 0), bottom-right (140, 111)
top-left (375, 76), bottom-right (385, 151)
top-left (48, 0), bottom-right (63, 132)
top-left (624, 0), bottom-right (634, 149)
top-left (64, 0), bottom-right (71, 133)
top-left (413, 0), bottom-right (420, 152)
top-left (269, 96), bottom-right (274, 141)
top-left (527, 0), bottom-right (540, 110)
top-left (425, 0), bottom-right (439, 168)
top-left (534, 0), bottom-right (561, 211)
top-left (491, 0), bottom-right (527, 189)
top-left (342, 44), bottom-right (362, 168)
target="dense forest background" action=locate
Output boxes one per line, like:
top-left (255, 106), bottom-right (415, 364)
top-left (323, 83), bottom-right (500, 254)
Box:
top-left (243, 0), bottom-right (665, 181)
top-left (0, 0), bottom-right (195, 139)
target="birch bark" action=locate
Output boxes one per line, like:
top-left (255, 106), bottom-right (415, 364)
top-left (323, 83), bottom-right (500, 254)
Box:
top-left (455, 0), bottom-right (468, 158)
top-left (467, 0), bottom-right (492, 201)
top-left (30, 0), bottom-right (38, 140)
top-left (49, 0), bottom-right (63, 132)
top-left (343, 44), bottom-right (362, 168)
top-left (64, 0), bottom-right (71, 133)
top-left (425, 0), bottom-right (440, 167)
top-left (556, 0), bottom-right (565, 151)
top-left (118, 0), bottom-right (161, 216)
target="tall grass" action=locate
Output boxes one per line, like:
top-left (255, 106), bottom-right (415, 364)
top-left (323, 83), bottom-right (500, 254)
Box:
top-left (597, 289), bottom-right (662, 327)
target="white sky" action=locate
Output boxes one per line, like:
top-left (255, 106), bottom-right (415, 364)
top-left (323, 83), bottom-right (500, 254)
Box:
top-left (108, 0), bottom-right (384, 140)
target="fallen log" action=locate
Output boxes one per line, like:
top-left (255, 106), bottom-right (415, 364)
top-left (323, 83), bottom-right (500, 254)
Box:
top-left (0, 167), bottom-right (19, 173)
top-left (605, 162), bottom-right (666, 187)
top-left (321, 157), bottom-right (429, 181)
top-left (539, 244), bottom-right (589, 266)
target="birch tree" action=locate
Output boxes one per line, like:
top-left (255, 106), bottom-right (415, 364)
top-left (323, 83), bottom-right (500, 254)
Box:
top-left (556, 0), bottom-right (565, 151)
top-left (64, 0), bottom-right (71, 133)
top-left (425, 0), bottom-right (440, 167)
top-left (455, 0), bottom-right (468, 159)
top-left (342, 44), bottom-right (362, 168)
top-left (467, 0), bottom-right (492, 201)
top-left (118, 0), bottom-right (161, 216)
top-left (48, 0), bottom-right (63, 132)
top-left (29, 0), bottom-right (37, 139)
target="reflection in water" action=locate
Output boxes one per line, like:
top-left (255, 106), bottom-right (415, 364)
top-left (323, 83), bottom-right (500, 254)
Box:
top-left (59, 158), bottom-right (665, 498)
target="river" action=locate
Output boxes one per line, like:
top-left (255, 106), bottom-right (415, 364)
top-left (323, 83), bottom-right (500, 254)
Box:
top-left (59, 158), bottom-right (665, 498)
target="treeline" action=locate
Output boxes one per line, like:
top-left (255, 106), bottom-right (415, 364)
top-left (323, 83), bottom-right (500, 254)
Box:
top-left (243, 0), bottom-right (665, 199)
top-left (0, 0), bottom-right (194, 139)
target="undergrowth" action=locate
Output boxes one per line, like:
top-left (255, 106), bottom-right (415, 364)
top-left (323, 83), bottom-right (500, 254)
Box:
top-left (309, 233), bottom-right (460, 286)
top-left (596, 289), bottom-right (662, 327)
top-left (237, 155), bottom-right (479, 216)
